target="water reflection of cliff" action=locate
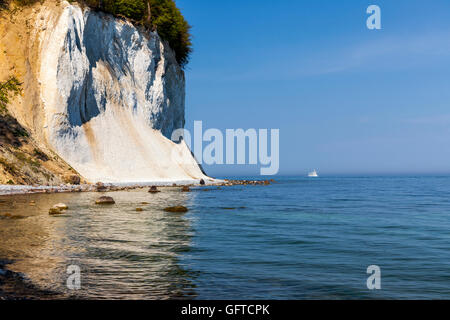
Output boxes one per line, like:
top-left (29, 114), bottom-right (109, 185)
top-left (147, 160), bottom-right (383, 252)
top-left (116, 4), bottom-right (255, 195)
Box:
top-left (0, 189), bottom-right (197, 299)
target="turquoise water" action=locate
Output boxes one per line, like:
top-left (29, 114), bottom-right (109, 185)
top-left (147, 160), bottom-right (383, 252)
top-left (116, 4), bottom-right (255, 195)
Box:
top-left (0, 176), bottom-right (449, 299)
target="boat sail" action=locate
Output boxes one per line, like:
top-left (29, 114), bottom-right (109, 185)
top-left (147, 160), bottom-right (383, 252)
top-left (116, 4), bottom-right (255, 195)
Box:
top-left (308, 169), bottom-right (319, 177)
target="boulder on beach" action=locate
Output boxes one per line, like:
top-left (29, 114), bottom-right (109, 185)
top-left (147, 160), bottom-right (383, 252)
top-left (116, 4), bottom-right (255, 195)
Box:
top-left (148, 186), bottom-right (161, 193)
top-left (181, 186), bottom-right (190, 192)
top-left (163, 206), bottom-right (189, 213)
top-left (95, 196), bottom-right (115, 205)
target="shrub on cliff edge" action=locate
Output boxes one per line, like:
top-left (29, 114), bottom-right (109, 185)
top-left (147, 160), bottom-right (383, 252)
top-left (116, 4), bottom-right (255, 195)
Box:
top-left (0, 77), bottom-right (22, 112)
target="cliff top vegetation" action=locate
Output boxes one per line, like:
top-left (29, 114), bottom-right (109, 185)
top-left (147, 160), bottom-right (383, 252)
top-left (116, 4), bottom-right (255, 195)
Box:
top-left (0, 0), bottom-right (192, 67)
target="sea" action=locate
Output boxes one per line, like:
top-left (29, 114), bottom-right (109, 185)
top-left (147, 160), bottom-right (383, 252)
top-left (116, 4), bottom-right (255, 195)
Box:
top-left (0, 175), bottom-right (449, 299)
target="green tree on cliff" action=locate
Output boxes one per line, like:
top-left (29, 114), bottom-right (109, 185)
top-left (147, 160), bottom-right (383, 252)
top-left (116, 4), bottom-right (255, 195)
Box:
top-left (149, 0), bottom-right (191, 67)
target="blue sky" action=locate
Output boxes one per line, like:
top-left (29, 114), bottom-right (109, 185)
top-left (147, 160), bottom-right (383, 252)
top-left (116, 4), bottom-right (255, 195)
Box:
top-left (177, 0), bottom-right (450, 176)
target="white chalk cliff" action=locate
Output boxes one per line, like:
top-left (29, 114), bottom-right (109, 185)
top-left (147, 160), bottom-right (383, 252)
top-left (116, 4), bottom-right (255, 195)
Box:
top-left (3, 2), bottom-right (208, 183)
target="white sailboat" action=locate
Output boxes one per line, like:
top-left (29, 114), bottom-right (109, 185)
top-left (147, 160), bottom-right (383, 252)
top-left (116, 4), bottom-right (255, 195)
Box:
top-left (308, 169), bottom-right (319, 177)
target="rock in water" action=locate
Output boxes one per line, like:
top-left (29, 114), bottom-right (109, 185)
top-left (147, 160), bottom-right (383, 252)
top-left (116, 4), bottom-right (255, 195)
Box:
top-left (1, 213), bottom-right (26, 219)
top-left (54, 203), bottom-right (68, 210)
top-left (49, 203), bottom-right (69, 215)
top-left (199, 179), bottom-right (205, 185)
top-left (164, 206), bottom-right (189, 213)
top-left (136, 208), bottom-right (143, 212)
top-left (181, 186), bottom-right (190, 192)
top-left (49, 207), bottom-right (63, 215)
top-left (49, 206), bottom-right (65, 215)
top-left (95, 196), bottom-right (115, 205)
top-left (148, 186), bottom-right (161, 193)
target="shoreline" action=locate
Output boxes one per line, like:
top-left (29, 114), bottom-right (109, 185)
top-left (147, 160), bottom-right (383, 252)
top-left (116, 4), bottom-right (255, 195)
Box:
top-left (0, 178), bottom-right (274, 196)
top-left (0, 179), bottom-right (221, 196)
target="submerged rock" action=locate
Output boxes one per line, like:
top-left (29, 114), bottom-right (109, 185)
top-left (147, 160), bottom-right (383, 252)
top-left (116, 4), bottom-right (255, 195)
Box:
top-left (1, 213), bottom-right (26, 219)
top-left (136, 208), bottom-right (143, 212)
top-left (95, 196), bottom-right (115, 205)
top-left (163, 206), bottom-right (189, 213)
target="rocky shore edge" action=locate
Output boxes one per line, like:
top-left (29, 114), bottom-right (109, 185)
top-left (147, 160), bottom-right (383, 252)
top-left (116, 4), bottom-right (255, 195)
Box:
top-left (0, 179), bottom-right (276, 196)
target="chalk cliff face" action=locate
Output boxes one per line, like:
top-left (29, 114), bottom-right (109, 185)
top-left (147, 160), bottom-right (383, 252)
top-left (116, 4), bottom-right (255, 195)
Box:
top-left (0, 1), bottom-right (207, 183)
